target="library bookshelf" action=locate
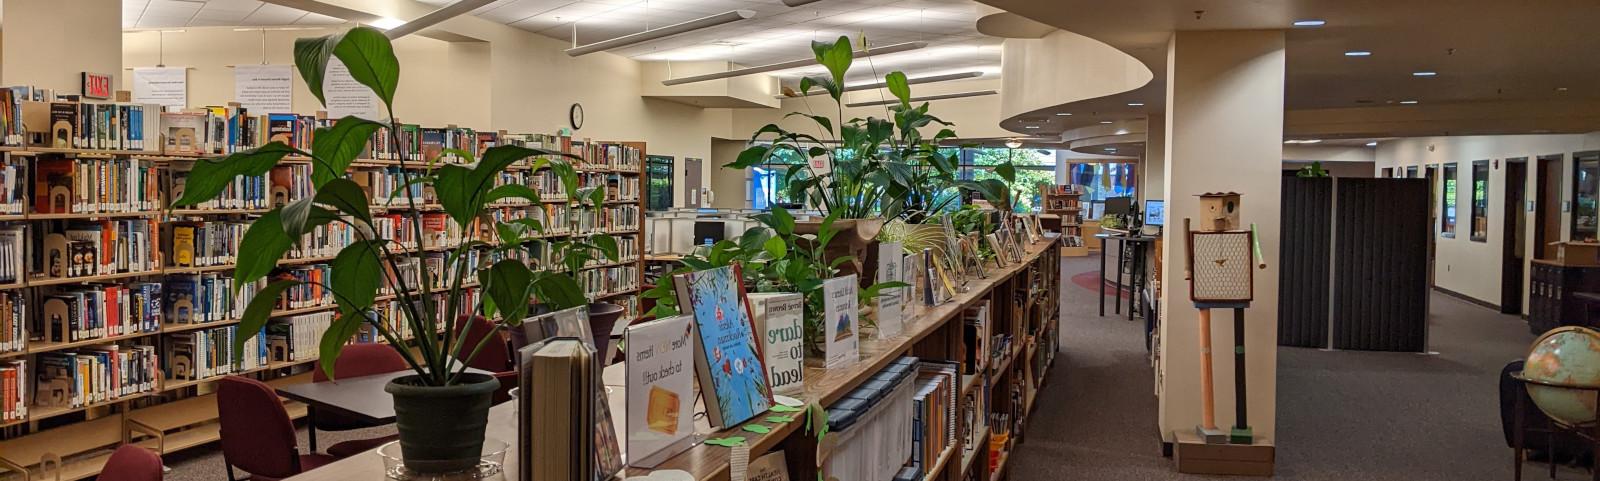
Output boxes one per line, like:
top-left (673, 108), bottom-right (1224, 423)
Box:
top-left (1042, 185), bottom-right (1088, 257)
top-left (278, 234), bottom-right (1063, 481)
top-left (0, 133), bottom-right (647, 481)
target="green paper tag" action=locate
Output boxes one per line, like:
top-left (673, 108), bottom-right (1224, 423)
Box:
top-left (770, 405), bottom-right (803, 413)
top-left (743, 424), bottom-right (772, 434)
top-left (766, 415), bottom-right (794, 423)
top-left (703, 436), bottom-right (747, 447)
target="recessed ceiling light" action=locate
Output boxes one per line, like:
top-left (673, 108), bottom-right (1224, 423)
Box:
top-left (370, 17), bottom-right (406, 30)
top-left (1557, 87), bottom-right (1570, 92)
top-left (1413, 71), bottom-right (1437, 77)
top-left (1055, 112), bottom-right (1073, 116)
top-left (1400, 100), bottom-right (1419, 104)
top-left (1105, 148), bottom-right (1118, 152)
top-left (1366, 142), bottom-right (1378, 147)
top-left (1099, 121), bottom-right (1113, 124)
top-left (1302, 139), bottom-right (1321, 144)
top-left (1024, 126), bottom-right (1041, 129)
top-left (1127, 102), bottom-right (1144, 107)
top-left (1293, 19), bottom-right (1326, 27)
top-left (1344, 51), bottom-right (1372, 57)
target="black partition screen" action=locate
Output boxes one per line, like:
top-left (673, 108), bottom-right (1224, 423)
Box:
top-left (1278, 177), bottom-right (1431, 351)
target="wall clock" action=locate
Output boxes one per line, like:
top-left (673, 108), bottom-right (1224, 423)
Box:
top-left (569, 103), bottom-right (584, 130)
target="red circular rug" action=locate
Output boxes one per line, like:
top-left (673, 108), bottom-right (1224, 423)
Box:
top-left (1071, 271), bottom-right (1132, 299)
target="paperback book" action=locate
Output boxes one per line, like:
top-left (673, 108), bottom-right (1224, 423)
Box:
top-left (748, 292), bottom-right (804, 397)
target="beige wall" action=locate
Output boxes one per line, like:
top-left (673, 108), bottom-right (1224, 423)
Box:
top-left (4, 0), bottom-right (122, 91)
top-left (1283, 161), bottom-right (1374, 178)
top-left (730, 77), bottom-right (1010, 141)
top-left (1142, 114), bottom-right (1166, 201)
top-left (1376, 133), bottom-right (1600, 311)
top-left (1159, 29), bottom-right (1284, 444)
top-left (709, 139), bottom-right (749, 210)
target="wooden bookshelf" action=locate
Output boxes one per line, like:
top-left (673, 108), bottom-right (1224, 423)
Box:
top-left (1042, 184), bottom-right (1088, 257)
top-left (0, 131), bottom-right (647, 481)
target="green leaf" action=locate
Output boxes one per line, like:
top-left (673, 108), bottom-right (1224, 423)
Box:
top-left (310, 116), bottom-right (384, 187)
top-left (234, 280), bottom-right (301, 357)
top-left (318, 310), bottom-right (370, 381)
top-left (728, 145), bottom-right (770, 169)
top-left (480, 260), bottom-right (533, 324)
top-left (995, 161), bottom-right (1017, 183)
top-left (829, 255), bottom-right (856, 269)
top-left (799, 76), bottom-right (817, 96)
top-left (813, 36), bottom-right (854, 99)
top-left (530, 272), bottom-right (587, 311)
top-left (313, 178), bottom-right (373, 225)
top-left (234, 209), bottom-right (312, 290)
top-left (486, 184), bottom-right (542, 205)
top-left (587, 185), bottom-right (608, 208)
top-left (771, 204), bottom-right (795, 236)
top-left (293, 33), bottom-right (344, 106)
top-left (547, 160), bottom-right (580, 201)
top-left (331, 26), bottom-right (400, 109)
top-left (885, 71), bottom-right (911, 106)
top-left (332, 240), bottom-right (385, 315)
top-left (763, 236), bottom-right (788, 260)
top-left (172, 142), bottom-right (300, 207)
top-left (592, 235), bottom-right (620, 262)
top-left (435, 145), bottom-right (564, 228)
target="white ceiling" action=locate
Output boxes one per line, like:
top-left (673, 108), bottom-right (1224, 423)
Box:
top-left (123, 0), bottom-right (1003, 82)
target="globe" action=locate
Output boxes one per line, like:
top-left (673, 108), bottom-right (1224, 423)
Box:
top-left (1524, 326), bottom-right (1600, 426)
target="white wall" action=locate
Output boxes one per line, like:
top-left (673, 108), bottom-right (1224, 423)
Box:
top-left (1375, 133), bottom-right (1600, 310)
top-left (5, 0), bottom-right (122, 91)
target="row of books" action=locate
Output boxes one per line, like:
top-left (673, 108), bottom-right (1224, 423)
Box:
top-left (39, 283), bottom-right (163, 343)
top-left (579, 265), bottom-right (639, 298)
top-left (0, 158), bottom-right (25, 214)
top-left (575, 205), bottom-right (640, 233)
top-left (0, 292), bottom-right (22, 353)
top-left (961, 301), bottom-right (991, 375)
top-left (277, 265), bottom-right (334, 309)
top-left (42, 219), bottom-right (160, 278)
top-left (34, 346), bottom-right (158, 408)
top-left (266, 312), bottom-right (333, 363)
top-left (167, 221), bottom-right (246, 268)
top-left (161, 106), bottom-right (299, 155)
top-left (166, 273), bottom-right (254, 325)
top-left (909, 362), bottom-right (959, 476)
top-left (575, 173), bottom-right (641, 202)
top-left (169, 161), bottom-right (270, 211)
top-left (823, 356), bottom-right (919, 481)
top-left (0, 359), bottom-right (24, 421)
top-left (35, 157), bottom-right (161, 214)
top-left (576, 142), bottom-right (643, 171)
top-left (0, 224), bottom-right (20, 284)
top-left (58, 102), bottom-right (161, 151)
top-left (165, 325), bottom-right (268, 381)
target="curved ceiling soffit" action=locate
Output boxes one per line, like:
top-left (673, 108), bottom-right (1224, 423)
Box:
top-left (975, 11), bottom-right (1056, 39)
top-left (995, 29), bottom-right (1157, 137)
top-left (1060, 121), bottom-right (1147, 155)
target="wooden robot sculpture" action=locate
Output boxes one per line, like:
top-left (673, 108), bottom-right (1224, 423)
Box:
top-left (1184, 192), bottom-right (1266, 445)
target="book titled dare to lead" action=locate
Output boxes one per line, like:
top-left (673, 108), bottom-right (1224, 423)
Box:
top-left (674, 264), bottom-right (772, 428)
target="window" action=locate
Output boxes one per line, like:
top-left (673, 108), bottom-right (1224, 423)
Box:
top-left (751, 147), bottom-right (805, 211)
top-left (645, 155), bottom-right (673, 211)
top-left (1574, 152), bottom-right (1600, 242)
top-left (1382, 167), bottom-right (1394, 178)
top-left (1067, 162), bottom-right (1138, 218)
top-left (1406, 166), bottom-right (1418, 178)
top-left (1470, 160), bottom-right (1489, 242)
top-left (962, 148), bottom-right (1058, 212)
top-left (1441, 163), bottom-right (1458, 238)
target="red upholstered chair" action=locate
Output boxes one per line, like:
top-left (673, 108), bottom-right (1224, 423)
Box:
top-left (491, 370), bottom-right (519, 405)
top-left (454, 315), bottom-right (512, 373)
top-left (217, 376), bottom-right (335, 481)
top-left (99, 445), bottom-right (163, 481)
top-left (311, 343), bottom-right (407, 458)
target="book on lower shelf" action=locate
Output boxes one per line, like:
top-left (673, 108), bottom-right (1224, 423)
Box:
top-left (164, 324), bottom-right (267, 381)
top-left (0, 291), bottom-right (24, 353)
top-left (1, 359), bottom-right (26, 421)
top-left (38, 283), bottom-right (162, 343)
top-left (910, 361), bottom-right (959, 476)
top-left (164, 273), bottom-right (252, 325)
top-left (33, 345), bottom-right (157, 408)
top-left (266, 312), bottom-right (333, 363)
top-left (822, 356), bottom-right (919, 481)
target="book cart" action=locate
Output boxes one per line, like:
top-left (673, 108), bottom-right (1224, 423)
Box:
top-left (0, 106), bottom-right (648, 481)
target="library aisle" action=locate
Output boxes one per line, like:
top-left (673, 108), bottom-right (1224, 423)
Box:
top-left (1012, 258), bottom-right (1555, 480)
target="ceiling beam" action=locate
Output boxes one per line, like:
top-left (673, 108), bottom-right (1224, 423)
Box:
top-left (661, 41), bottom-right (928, 86)
top-left (384, 0), bottom-right (498, 39)
top-left (565, 10), bottom-right (755, 57)
top-left (778, 71), bottom-right (984, 98)
top-left (846, 90), bottom-right (998, 108)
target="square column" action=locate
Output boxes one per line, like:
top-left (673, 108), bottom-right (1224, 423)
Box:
top-left (1157, 29), bottom-right (1284, 451)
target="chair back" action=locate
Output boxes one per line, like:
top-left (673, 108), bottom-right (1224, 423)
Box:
top-left (100, 445), bottom-right (162, 481)
top-left (217, 376), bottom-right (300, 478)
top-left (455, 315), bottom-right (511, 372)
top-left (312, 343), bottom-right (407, 382)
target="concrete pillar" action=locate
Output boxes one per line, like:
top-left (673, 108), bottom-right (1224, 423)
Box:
top-left (1157, 30), bottom-right (1284, 445)
top-left (3, 0), bottom-right (122, 91)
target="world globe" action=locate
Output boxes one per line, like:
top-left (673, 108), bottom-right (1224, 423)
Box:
top-left (1524, 326), bottom-right (1600, 426)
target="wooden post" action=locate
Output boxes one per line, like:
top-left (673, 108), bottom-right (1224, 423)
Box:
top-left (1198, 307), bottom-right (1217, 431)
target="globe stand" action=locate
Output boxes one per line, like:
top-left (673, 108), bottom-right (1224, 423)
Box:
top-left (1510, 371), bottom-right (1600, 481)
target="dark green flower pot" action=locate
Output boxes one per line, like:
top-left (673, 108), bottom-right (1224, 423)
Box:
top-left (385, 373), bottom-right (499, 473)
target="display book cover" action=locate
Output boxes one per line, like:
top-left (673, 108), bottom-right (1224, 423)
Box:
top-left (673, 263), bottom-right (773, 428)
top-left (823, 274), bottom-right (860, 369)
top-left (623, 314), bottom-right (700, 468)
top-left (748, 292), bottom-right (804, 397)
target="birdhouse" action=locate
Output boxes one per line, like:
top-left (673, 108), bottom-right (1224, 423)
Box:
top-left (1197, 192), bottom-right (1242, 231)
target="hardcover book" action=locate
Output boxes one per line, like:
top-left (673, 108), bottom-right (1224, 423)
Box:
top-left (673, 264), bottom-right (772, 428)
top-left (748, 292), bottom-right (804, 397)
top-left (823, 274), bottom-right (860, 369)
top-left (624, 315), bottom-right (696, 467)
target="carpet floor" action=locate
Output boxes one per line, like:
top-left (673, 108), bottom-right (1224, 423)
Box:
top-left (1008, 255), bottom-right (1587, 480)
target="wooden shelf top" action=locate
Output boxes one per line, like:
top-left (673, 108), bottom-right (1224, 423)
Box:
top-left (0, 415), bottom-right (122, 468)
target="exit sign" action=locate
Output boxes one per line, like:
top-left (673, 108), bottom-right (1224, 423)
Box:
top-left (81, 72), bottom-right (112, 100)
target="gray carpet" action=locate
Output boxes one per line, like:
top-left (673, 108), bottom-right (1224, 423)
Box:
top-left (162, 421), bottom-right (396, 481)
top-left (1008, 256), bottom-right (1587, 480)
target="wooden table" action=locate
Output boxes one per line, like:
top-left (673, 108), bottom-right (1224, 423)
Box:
top-left (276, 368), bottom-right (493, 424)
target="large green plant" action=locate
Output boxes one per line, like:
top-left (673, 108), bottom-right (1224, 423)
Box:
top-left (172, 26), bottom-right (615, 386)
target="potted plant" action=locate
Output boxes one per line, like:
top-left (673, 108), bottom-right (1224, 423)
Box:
top-left (171, 26), bottom-right (617, 474)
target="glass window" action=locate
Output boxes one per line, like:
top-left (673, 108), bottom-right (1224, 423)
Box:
top-left (1441, 163), bottom-right (1458, 238)
top-left (645, 155), bottom-right (673, 211)
top-left (1574, 152), bottom-right (1600, 242)
top-left (1406, 166), bottom-right (1418, 178)
top-left (1382, 167), bottom-right (1394, 178)
top-left (1067, 162), bottom-right (1137, 218)
top-left (961, 148), bottom-right (1057, 212)
top-left (751, 147), bottom-right (805, 211)
top-left (1470, 160), bottom-right (1489, 242)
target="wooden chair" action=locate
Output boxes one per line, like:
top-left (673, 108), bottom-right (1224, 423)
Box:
top-left (310, 343), bottom-right (406, 458)
top-left (217, 376), bottom-right (335, 481)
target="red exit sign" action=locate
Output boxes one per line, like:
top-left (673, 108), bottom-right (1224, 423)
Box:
top-left (81, 72), bottom-right (112, 100)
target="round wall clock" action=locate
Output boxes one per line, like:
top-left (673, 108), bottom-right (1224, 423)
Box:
top-left (569, 103), bottom-right (584, 130)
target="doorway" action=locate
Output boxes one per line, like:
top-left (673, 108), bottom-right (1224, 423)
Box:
top-left (684, 158), bottom-right (704, 208)
top-left (1536, 155), bottom-right (1563, 260)
top-left (1425, 164), bottom-right (1439, 285)
top-left (1503, 159), bottom-right (1528, 314)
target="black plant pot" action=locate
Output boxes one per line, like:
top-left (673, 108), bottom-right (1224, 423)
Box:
top-left (385, 373), bottom-right (499, 473)
top-left (588, 302), bottom-right (626, 363)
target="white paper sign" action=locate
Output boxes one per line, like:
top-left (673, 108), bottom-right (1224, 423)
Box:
top-left (234, 64), bottom-right (293, 113)
top-left (624, 315), bottom-right (697, 468)
top-left (749, 293), bottom-right (804, 396)
top-left (131, 67), bottom-right (187, 109)
top-left (875, 242), bottom-right (904, 340)
top-left (323, 58), bottom-right (383, 121)
top-left (823, 275), bottom-right (860, 369)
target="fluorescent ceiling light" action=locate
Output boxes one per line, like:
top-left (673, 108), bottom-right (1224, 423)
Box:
top-left (1004, 139), bottom-right (1023, 149)
top-left (1366, 142), bottom-right (1378, 147)
top-left (1413, 71), bottom-right (1437, 77)
top-left (1098, 121), bottom-right (1113, 124)
top-left (1293, 19), bottom-right (1326, 27)
top-left (1055, 112), bottom-right (1072, 116)
top-left (664, 41), bottom-right (928, 86)
top-left (1399, 100), bottom-right (1419, 104)
top-left (1345, 51), bottom-right (1372, 57)
top-left (369, 17), bottom-right (405, 30)
top-left (845, 90), bottom-right (997, 108)
top-left (567, 10), bottom-right (755, 57)
top-left (778, 71), bottom-right (982, 98)
top-left (384, 0), bottom-right (498, 39)
top-left (1283, 139), bottom-right (1322, 144)
top-left (1127, 102), bottom-right (1144, 107)
top-left (1024, 126), bottom-right (1041, 129)
top-left (782, 0), bottom-right (823, 5)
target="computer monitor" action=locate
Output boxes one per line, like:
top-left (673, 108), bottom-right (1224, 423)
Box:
top-left (1145, 200), bottom-right (1166, 226)
top-left (1104, 196), bottom-right (1134, 217)
top-left (693, 221), bottom-right (725, 246)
